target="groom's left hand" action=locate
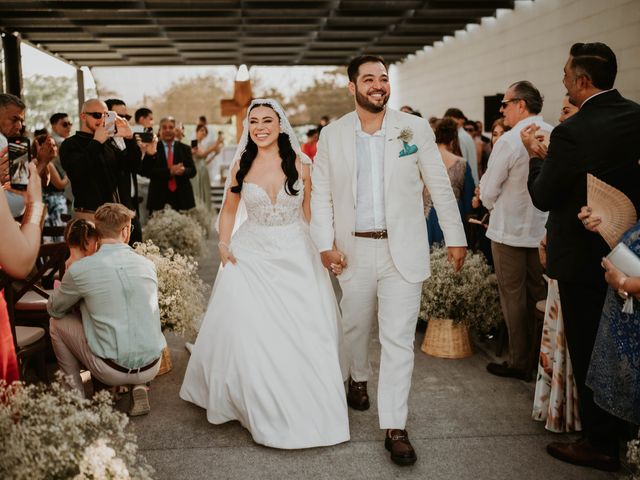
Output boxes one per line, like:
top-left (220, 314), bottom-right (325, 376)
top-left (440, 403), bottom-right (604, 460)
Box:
top-left (447, 246), bottom-right (466, 272)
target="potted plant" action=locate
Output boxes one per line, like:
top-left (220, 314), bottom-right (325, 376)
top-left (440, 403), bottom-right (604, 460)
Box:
top-left (419, 245), bottom-right (502, 359)
top-left (135, 241), bottom-right (207, 374)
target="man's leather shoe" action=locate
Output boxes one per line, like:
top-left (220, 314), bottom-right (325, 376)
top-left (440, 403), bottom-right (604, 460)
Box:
top-left (486, 362), bottom-right (529, 380)
top-left (547, 438), bottom-right (620, 472)
top-left (385, 429), bottom-right (417, 466)
top-left (346, 378), bottom-right (370, 411)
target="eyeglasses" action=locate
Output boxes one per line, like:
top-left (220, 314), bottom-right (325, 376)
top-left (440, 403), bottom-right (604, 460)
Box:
top-left (500, 98), bottom-right (521, 108)
top-left (61, 121), bottom-right (72, 128)
top-left (83, 112), bottom-right (106, 119)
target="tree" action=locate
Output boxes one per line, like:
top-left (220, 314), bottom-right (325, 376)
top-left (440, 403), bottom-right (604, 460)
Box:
top-left (146, 75), bottom-right (232, 124)
top-left (22, 75), bottom-right (79, 130)
top-left (286, 69), bottom-right (353, 126)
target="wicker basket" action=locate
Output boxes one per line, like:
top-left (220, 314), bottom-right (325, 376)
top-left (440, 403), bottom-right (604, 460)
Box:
top-left (421, 318), bottom-right (473, 359)
top-left (157, 346), bottom-right (172, 376)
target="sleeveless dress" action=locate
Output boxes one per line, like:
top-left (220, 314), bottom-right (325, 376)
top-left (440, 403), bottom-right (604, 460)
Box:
top-left (180, 180), bottom-right (350, 449)
top-left (586, 221), bottom-right (640, 425)
top-left (0, 289), bottom-right (19, 384)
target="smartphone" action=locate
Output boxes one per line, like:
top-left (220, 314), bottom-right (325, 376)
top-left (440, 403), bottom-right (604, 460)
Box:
top-left (104, 111), bottom-right (117, 136)
top-left (8, 136), bottom-right (31, 191)
top-left (191, 139), bottom-right (198, 148)
top-left (138, 132), bottom-right (154, 143)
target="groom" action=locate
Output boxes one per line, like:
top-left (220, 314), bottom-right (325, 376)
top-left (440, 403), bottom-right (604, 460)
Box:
top-left (311, 55), bottom-right (467, 466)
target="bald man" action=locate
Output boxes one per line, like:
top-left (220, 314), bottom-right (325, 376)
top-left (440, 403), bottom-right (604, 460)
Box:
top-left (60, 99), bottom-right (141, 221)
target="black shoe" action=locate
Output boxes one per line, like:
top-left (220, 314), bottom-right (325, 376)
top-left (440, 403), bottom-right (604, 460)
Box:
top-left (385, 429), bottom-right (417, 466)
top-left (486, 362), bottom-right (529, 380)
top-left (346, 378), bottom-right (370, 411)
top-left (547, 438), bottom-right (620, 472)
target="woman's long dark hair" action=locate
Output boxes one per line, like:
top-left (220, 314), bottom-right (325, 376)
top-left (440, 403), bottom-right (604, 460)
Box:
top-left (231, 104), bottom-right (299, 196)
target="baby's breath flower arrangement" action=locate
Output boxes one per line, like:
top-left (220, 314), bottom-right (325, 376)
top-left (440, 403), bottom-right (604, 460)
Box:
top-left (629, 433), bottom-right (640, 480)
top-left (135, 240), bottom-right (206, 337)
top-left (182, 204), bottom-right (212, 237)
top-left (143, 206), bottom-right (204, 258)
top-left (420, 245), bottom-right (502, 332)
top-left (0, 377), bottom-right (153, 480)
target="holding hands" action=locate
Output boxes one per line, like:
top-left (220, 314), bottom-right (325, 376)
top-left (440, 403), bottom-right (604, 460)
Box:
top-left (320, 248), bottom-right (347, 276)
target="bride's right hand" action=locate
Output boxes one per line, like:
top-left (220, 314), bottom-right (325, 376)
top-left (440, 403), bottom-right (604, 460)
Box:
top-left (219, 242), bottom-right (237, 265)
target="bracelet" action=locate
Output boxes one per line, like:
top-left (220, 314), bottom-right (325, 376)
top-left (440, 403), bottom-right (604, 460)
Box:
top-left (218, 241), bottom-right (230, 250)
top-left (21, 201), bottom-right (47, 229)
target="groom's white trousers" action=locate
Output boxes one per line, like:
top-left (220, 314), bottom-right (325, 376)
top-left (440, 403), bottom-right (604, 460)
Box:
top-left (338, 237), bottom-right (422, 430)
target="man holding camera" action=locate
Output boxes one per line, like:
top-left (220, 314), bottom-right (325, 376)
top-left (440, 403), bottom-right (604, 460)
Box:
top-left (60, 99), bottom-right (142, 236)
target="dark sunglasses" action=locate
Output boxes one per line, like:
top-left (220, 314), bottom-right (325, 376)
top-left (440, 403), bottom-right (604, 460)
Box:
top-left (61, 121), bottom-right (72, 128)
top-left (500, 98), bottom-right (521, 108)
top-left (83, 111), bottom-right (106, 119)
top-left (122, 114), bottom-right (132, 121)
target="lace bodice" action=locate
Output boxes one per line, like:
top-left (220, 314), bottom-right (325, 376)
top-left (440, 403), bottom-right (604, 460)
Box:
top-left (243, 180), bottom-right (303, 226)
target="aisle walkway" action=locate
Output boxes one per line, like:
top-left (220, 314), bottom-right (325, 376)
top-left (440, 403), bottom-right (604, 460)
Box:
top-left (129, 227), bottom-right (622, 480)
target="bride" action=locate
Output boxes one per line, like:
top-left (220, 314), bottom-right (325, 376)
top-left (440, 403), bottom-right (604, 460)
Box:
top-left (180, 99), bottom-right (350, 449)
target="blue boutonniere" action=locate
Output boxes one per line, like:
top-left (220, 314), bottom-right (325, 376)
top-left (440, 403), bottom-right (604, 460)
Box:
top-left (395, 127), bottom-right (418, 157)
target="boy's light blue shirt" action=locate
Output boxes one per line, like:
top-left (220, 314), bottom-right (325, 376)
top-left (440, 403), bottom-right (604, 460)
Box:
top-left (48, 243), bottom-right (166, 368)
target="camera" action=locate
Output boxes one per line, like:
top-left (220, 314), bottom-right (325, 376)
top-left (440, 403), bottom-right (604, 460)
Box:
top-left (8, 136), bottom-right (31, 190)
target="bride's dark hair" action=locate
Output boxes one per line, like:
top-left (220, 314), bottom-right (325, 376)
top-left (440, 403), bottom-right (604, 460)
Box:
top-left (230, 103), bottom-right (299, 196)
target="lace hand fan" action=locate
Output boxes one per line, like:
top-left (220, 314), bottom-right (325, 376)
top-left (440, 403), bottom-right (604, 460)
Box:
top-left (586, 173), bottom-right (637, 248)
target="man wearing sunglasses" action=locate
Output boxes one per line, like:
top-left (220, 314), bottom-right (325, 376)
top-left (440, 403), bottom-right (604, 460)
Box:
top-left (60, 99), bottom-right (141, 240)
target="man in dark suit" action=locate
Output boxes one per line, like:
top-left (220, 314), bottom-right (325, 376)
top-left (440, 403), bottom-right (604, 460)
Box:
top-left (141, 117), bottom-right (196, 214)
top-left (526, 42), bottom-right (640, 472)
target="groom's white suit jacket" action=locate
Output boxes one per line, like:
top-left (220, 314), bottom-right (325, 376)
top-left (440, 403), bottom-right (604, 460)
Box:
top-left (311, 108), bottom-right (467, 283)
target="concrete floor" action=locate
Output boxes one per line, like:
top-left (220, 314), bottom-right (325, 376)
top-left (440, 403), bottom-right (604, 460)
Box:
top-left (125, 222), bottom-right (625, 480)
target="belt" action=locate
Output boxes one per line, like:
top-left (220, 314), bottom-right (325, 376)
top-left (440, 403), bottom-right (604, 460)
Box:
top-left (354, 230), bottom-right (388, 239)
top-left (101, 357), bottom-right (160, 374)
top-left (74, 207), bottom-right (95, 214)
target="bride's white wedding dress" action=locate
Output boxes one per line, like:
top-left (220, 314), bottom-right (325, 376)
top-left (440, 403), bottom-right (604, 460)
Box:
top-left (180, 179), bottom-right (350, 449)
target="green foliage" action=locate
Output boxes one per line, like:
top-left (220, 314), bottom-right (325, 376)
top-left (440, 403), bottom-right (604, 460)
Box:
top-left (420, 245), bottom-right (503, 332)
top-left (22, 74), bottom-right (79, 130)
top-left (146, 75), bottom-right (232, 124)
top-left (286, 68), bottom-right (353, 125)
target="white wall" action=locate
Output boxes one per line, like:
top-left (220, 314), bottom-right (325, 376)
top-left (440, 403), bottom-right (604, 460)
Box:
top-left (391, 0), bottom-right (640, 128)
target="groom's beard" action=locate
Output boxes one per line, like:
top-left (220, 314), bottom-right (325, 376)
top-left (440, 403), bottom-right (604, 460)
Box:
top-left (355, 88), bottom-right (389, 113)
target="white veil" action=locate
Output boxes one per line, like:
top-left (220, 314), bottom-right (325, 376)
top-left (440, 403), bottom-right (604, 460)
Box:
top-left (215, 98), bottom-right (312, 234)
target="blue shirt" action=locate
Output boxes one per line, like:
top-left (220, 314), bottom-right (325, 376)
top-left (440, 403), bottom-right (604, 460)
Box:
top-left (48, 243), bottom-right (166, 368)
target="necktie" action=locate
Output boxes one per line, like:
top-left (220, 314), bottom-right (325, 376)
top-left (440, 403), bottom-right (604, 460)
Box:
top-left (167, 141), bottom-right (177, 192)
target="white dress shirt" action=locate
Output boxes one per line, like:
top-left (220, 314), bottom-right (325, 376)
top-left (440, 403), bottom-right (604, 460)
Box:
top-left (355, 115), bottom-right (387, 231)
top-left (479, 115), bottom-right (551, 248)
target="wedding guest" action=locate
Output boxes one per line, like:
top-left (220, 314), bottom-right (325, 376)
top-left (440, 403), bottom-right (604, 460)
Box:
top-left (142, 117), bottom-right (196, 214)
top-left (134, 107), bottom-right (154, 132)
top-left (526, 42), bottom-right (640, 471)
top-left (301, 128), bottom-right (319, 161)
top-left (50, 113), bottom-right (73, 146)
top-left (0, 162), bottom-right (46, 384)
top-left (191, 124), bottom-right (219, 210)
top-left (48, 203), bottom-right (165, 414)
top-left (63, 218), bottom-right (98, 269)
top-left (60, 99), bottom-right (139, 225)
top-left (444, 107), bottom-right (479, 184)
top-left (480, 80), bottom-right (550, 380)
top-left (105, 98), bottom-right (143, 244)
top-left (577, 212), bottom-right (640, 426)
top-left (424, 118), bottom-right (474, 246)
top-left (559, 94), bottom-right (579, 123)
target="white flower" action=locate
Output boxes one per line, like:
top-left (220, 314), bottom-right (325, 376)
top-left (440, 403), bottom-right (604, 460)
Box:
top-left (397, 127), bottom-right (414, 144)
top-left (75, 439), bottom-right (131, 480)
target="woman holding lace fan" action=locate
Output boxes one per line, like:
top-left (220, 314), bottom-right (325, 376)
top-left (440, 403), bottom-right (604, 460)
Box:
top-left (180, 99), bottom-right (349, 449)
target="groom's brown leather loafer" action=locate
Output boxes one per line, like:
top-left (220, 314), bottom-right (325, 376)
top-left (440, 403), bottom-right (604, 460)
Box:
top-left (385, 429), bottom-right (417, 466)
top-left (346, 378), bottom-right (370, 411)
top-left (547, 438), bottom-right (620, 472)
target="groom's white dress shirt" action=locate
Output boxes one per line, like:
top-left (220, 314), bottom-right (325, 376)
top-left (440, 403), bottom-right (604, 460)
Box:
top-left (355, 115), bottom-right (386, 231)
